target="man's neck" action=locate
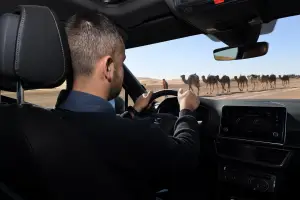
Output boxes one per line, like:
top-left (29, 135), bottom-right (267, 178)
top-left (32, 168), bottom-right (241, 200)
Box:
top-left (73, 87), bottom-right (107, 100)
top-left (72, 79), bottom-right (108, 100)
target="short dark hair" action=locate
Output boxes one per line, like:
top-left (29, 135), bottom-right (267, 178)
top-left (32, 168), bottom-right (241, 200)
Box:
top-left (66, 13), bottom-right (124, 77)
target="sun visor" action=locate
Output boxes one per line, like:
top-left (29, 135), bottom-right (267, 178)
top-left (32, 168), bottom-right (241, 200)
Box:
top-left (169, 0), bottom-right (273, 46)
top-left (207, 19), bottom-right (277, 42)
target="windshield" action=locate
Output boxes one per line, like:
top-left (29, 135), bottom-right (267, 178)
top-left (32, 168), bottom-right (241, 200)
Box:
top-left (124, 15), bottom-right (300, 101)
top-left (2, 16), bottom-right (299, 108)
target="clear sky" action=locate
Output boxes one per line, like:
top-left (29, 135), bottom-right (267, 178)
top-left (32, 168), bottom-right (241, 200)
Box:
top-left (124, 15), bottom-right (300, 79)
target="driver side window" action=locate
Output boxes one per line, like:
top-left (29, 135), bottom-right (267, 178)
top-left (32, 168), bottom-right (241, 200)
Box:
top-left (1, 89), bottom-right (61, 108)
top-left (1, 87), bottom-right (134, 109)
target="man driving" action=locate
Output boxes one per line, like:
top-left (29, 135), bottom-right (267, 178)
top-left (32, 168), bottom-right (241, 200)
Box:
top-left (56, 13), bottom-right (201, 200)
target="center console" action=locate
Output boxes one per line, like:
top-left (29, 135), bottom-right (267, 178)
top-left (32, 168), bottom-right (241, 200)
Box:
top-left (215, 105), bottom-right (291, 200)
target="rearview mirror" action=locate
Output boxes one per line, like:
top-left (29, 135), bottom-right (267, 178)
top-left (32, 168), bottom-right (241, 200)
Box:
top-left (213, 42), bottom-right (269, 61)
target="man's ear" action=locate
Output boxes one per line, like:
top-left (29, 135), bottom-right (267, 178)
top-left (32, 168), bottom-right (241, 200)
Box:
top-left (94, 55), bottom-right (114, 82)
top-left (104, 56), bottom-right (114, 82)
top-left (106, 57), bottom-right (113, 72)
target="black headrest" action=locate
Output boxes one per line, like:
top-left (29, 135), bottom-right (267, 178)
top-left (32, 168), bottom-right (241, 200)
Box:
top-left (0, 5), bottom-right (71, 92)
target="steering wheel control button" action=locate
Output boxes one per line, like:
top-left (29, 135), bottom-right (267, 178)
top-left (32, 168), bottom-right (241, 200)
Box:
top-left (222, 127), bottom-right (229, 132)
top-left (273, 132), bottom-right (279, 137)
top-left (253, 119), bottom-right (262, 125)
top-left (154, 118), bottom-right (161, 123)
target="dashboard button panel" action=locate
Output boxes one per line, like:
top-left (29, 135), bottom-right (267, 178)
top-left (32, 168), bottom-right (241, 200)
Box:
top-left (219, 164), bottom-right (276, 193)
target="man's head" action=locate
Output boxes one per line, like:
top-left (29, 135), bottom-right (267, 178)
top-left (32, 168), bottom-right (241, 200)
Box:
top-left (66, 13), bottom-right (125, 100)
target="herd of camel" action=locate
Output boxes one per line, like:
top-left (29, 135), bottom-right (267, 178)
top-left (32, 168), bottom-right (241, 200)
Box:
top-left (161, 74), bottom-right (291, 95)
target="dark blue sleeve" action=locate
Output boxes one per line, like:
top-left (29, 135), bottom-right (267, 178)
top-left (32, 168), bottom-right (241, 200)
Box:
top-left (120, 109), bottom-right (200, 187)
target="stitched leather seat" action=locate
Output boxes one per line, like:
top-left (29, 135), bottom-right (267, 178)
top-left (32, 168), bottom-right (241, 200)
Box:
top-left (0, 5), bottom-right (93, 200)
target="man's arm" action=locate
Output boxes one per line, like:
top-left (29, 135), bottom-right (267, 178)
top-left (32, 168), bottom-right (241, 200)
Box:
top-left (150, 109), bottom-right (200, 169)
top-left (118, 91), bottom-right (152, 119)
top-left (119, 89), bottom-right (200, 185)
top-left (121, 108), bottom-right (200, 188)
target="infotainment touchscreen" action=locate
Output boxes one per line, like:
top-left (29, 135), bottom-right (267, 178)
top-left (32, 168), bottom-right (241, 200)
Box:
top-left (219, 106), bottom-right (287, 144)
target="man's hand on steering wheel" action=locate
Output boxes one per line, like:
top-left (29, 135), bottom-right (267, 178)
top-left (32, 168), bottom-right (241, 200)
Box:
top-left (128, 88), bottom-right (200, 135)
top-left (177, 88), bottom-right (200, 111)
top-left (132, 88), bottom-right (200, 114)
top-left (133, 90), bottom-right (154, 112)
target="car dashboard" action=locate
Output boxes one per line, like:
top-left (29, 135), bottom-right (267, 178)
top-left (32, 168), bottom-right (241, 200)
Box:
top-left (157, 97), bottom-right (300, 200)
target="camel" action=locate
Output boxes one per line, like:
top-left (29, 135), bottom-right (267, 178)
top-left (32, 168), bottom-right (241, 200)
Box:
top-left (216, 75), bottom-right (230, 93)
top-left (180, 74), bottom-right (200, 95)
top-left (279, 75), bottom-right (290, 87)
top-left (202, 75), bottom-right (219, 94)
top-left (247, 74), bottom-right (260, 90)
top-left (259, 75), bottom-right (269, 90)
top-left (162, 79), bottom-right (169, 98)
top-left (268, 74), bottom-right (277, 89)
top-left (234, 75), bottom-right (248, 91)
top-left (201, 75), bottom-right (209, 89)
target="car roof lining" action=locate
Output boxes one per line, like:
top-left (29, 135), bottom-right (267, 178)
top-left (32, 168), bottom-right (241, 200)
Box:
top-left (1, 0), bottom-right (201, 48)
top-left (1, 0), bottom-right (300, 48)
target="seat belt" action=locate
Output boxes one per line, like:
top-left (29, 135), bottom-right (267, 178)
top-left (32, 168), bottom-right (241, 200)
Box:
top-left (0, 182), bottom-right (24, 200)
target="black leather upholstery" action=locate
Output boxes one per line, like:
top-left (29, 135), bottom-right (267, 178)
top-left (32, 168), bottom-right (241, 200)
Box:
top-left (0, 104), bottom-right (96, 200)
top-left (0, 5), bottom-right (75, 200)
top-left (0, 5), bottom-right (71, 91)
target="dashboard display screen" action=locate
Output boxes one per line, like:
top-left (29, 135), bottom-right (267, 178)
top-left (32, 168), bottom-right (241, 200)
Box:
top-left (219, 106), bottom-right (287, 144)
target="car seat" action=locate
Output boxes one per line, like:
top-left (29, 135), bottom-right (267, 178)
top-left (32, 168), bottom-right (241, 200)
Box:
top-left (0, 5), bottom-right (96, 200)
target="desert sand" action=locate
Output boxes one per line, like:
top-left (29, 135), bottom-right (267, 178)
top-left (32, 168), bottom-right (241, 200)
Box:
top-left (2, 78), bottom-right (300, 108)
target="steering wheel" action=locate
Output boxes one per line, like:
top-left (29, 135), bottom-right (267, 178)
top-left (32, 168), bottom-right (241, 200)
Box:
top-left (141, 89), bottom-right (179, 135)
top-left (149, 89), bottom-right (178, 103)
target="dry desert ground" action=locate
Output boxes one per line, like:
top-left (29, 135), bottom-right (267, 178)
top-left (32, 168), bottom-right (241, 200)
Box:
top-left (2, 78), bottom-right (300, 108)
